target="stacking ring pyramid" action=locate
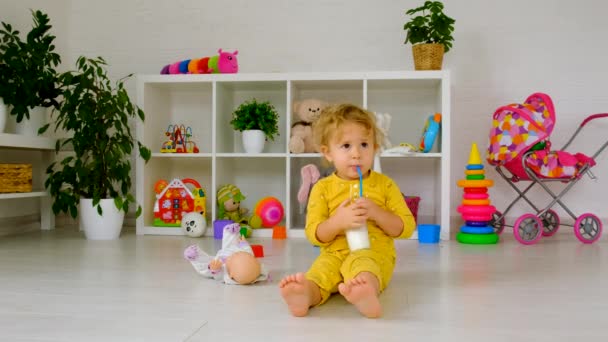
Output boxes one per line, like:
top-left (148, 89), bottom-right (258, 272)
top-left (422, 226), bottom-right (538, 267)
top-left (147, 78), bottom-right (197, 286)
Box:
top-left (456, 143), bottom-right (499, 244)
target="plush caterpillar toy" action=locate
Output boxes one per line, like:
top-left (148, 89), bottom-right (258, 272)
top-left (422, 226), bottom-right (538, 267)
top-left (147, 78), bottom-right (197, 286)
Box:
top-left (160, 49), bottom-right (238, 74)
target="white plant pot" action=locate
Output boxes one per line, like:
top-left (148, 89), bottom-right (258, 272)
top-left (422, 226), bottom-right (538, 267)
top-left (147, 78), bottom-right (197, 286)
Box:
top-left (80, 198), bottom-right (125, 240)
top-left (242, 129), bottom-right (265, 153)
top-left (0, 98), bottom-right (6, 133)
top-left (7, 106), bottom-right (47, 136)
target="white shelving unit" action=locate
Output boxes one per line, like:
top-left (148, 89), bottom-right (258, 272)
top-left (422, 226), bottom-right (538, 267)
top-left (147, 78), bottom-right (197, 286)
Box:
top-left (136, 71), bottom-right (450, 239)
top-left (0, 133), bottom-right (56, 230)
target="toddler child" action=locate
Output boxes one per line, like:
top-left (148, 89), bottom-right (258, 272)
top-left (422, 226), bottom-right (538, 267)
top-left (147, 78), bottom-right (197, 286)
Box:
top-left (279, 103), bottom-right (415, 318)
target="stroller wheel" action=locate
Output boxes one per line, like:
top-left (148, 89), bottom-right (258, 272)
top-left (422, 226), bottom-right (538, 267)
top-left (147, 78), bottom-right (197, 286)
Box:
top-left (574, 213), bottom-right (603, 244)
top-left (540, 209), bottom-right (560, 237)
top-left (513, 214), bottom-right (543, 245)
top-left (490, 211), bottom-right (505, 235)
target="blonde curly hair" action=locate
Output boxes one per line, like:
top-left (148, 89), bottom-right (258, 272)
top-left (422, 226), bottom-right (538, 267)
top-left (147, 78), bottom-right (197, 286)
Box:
top-left (312, 103), bottom-right (384, 152)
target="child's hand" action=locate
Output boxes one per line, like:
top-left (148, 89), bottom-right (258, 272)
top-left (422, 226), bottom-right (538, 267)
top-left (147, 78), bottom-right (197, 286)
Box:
top-left (353, 197), bottom-right (382, 222)
top-left (209, 259), bottom-right (222, 272)
top-left (333, 199), bottom-right (368, 231)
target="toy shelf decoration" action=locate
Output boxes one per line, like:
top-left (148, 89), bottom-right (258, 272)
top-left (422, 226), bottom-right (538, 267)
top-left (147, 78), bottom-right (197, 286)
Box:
top-left (419, 113), bottom-right (441, 153)
top-left (160, 49), bottom-right (238, 75)
top-left (161, 124), bottom-right (200, 153)
top-left (153, 178), bottom-right (207, 227)
top-left (456, 143), bottom-right (499, 244)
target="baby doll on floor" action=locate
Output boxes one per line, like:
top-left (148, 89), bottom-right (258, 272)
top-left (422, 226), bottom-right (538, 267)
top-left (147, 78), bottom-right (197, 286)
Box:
top-left (184, 223), bottom-right (269, 285)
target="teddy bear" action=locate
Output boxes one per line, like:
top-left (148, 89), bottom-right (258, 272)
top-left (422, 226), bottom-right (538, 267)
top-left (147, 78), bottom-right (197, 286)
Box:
top-left (289, 98), bottom-right (328, 153)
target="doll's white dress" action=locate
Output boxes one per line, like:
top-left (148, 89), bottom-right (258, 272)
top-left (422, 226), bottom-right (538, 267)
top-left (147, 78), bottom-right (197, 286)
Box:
top-left (184, 223), bottom-right (268, 284)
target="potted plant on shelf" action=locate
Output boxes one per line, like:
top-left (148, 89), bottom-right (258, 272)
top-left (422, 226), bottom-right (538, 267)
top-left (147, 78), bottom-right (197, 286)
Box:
top-left (230, 98), bottom-right (280, 153)
top-left (0, 10), bottom-right (61, 135)
top-left (403, 1), bottom-right (455, 70)
top-left (40, 56), bottom-right (151, 240)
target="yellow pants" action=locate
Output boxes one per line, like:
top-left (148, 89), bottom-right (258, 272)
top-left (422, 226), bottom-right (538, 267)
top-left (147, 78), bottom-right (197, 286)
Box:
top-left (305, 248), bottom-right (395, 305)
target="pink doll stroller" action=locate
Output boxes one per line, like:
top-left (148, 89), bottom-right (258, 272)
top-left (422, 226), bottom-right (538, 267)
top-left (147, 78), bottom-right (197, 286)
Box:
top-left (486, 93), bottom-right (608, 244)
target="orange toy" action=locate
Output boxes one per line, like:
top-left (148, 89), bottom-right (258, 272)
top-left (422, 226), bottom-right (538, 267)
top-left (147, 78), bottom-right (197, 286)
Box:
top-left (272, 225), bottom-right (287, 239)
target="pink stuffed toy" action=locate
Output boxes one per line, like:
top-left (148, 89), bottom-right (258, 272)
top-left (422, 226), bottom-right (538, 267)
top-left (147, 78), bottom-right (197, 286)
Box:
top-left (161, 49), bottom-right (238, 74)
top-left (296, 164), bottom-right (333, 214)
top-left (297, 164), bottom-right (321, 214)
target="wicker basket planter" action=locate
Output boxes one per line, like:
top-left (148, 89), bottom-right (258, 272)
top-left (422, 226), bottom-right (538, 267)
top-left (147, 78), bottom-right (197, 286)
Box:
top-left (0, 164), bottom-right (33, 193)
top-left (412, 43), bottom-right (444, 70)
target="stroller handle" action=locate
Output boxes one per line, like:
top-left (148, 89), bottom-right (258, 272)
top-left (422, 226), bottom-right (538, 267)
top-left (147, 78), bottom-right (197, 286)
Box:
top-left (581, 113), bottom-right (608, 127)
top-left (561, 113), bottom-right (608, 159)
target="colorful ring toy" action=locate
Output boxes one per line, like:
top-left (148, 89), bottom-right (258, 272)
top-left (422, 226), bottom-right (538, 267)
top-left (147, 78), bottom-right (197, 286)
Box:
top-left (463, 193), bottom-right (489, 200)
top-left (457, 179), bottom-right (494, 188)
top-left (464, 187), bottom-right (488, 194)
top-left (457, 205), bottom-right (496, 215)
top-left (466, 221), bottom-right (489, 227)
top-left (464, 169), bottom-right (485, 176)
top-left (466, 164), bottom-right (484, 170)
top-left (461, 214), bottom-right (493, 221)
top-left (457, 232), bottom-right (499, 244)
top-left (460, 225), bottom-right (494, 234)
top-left (466, 174), bottom-right (486, 180)
top-left (461, 199), bottom-right (491, 206)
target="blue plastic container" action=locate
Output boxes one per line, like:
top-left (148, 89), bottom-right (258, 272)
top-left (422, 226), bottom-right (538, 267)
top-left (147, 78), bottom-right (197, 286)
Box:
top-left (418, 224), bottom-right (440, 243)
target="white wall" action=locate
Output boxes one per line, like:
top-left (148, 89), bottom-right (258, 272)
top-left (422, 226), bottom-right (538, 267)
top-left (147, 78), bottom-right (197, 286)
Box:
top-left (2, 0), bottom-right (607, 231)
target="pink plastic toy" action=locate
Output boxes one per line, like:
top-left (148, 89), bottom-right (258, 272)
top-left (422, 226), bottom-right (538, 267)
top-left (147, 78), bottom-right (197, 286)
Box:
top-left (249, 197), bottom-right (284, 229)
top-left (160, 49), bottom-right (239, 74)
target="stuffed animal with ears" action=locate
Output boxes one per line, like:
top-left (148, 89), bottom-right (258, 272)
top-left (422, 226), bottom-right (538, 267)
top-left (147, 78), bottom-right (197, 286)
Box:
top-left (160, 49), bottom-right (239, 74)
top-left (297, 164), bottom-right (333, 214)
top-left (289, 98), bottom-right (328, 153)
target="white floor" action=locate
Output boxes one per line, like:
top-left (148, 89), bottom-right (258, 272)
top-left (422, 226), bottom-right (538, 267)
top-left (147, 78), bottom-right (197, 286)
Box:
top-left (0, 227), bottom-right (607, 342)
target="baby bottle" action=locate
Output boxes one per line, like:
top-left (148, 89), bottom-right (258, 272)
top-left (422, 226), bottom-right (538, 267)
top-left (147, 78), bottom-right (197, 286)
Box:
top-left (346, 182), bottom-right (370, 251)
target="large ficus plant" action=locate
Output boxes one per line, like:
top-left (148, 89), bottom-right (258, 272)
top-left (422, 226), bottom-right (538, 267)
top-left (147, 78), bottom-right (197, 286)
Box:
top-left (0, 10), bottom-right (61, 123)
top-left (41, 56), bottom-right (151, 218)
top-left (230, 98), bottom-right (280, 141)
top-left (403, 1), bottom-right (456, 52)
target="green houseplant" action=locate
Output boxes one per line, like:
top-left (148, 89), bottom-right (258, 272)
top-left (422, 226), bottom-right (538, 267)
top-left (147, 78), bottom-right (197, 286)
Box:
top-left (403, 1), bottom-right (455, 70)
top-left (230, 98), bottom-right (280, 153)
top-left (41, 56), bottom-right (151, 239)
top-left (0, 10), bottom-right (61, 131)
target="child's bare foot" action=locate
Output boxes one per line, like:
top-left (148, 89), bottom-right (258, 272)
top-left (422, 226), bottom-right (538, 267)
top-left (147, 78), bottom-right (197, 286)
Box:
top-left (279, 273), bottom-right (319, 317)
top-left (338, 274), bottom-right (382, 318)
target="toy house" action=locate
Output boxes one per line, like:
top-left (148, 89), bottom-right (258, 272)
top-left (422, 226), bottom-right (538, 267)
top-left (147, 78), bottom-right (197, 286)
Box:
top-left (153, 178), bottom-right (206, 227)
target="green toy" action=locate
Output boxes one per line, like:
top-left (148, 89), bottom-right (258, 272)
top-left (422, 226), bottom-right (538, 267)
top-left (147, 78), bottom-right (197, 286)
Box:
top-left (217, 184), bottom-right (252, 237)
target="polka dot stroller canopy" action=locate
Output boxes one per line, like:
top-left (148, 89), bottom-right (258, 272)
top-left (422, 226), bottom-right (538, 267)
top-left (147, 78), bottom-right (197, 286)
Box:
top-left (486, 93), bottom-right (556, 179)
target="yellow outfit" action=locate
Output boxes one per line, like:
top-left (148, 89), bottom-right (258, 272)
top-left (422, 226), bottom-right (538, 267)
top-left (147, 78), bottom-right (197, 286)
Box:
top-left (305, 171), bottom-right (416, 304)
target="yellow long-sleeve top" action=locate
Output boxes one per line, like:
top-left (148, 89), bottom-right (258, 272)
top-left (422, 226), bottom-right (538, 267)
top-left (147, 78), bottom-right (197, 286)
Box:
top-left (305, 171), bottom-right (416, 258)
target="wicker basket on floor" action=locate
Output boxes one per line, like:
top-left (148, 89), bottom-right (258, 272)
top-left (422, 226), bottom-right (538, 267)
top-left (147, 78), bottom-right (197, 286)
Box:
top-left (0, 164), bottom-right (33, 193)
